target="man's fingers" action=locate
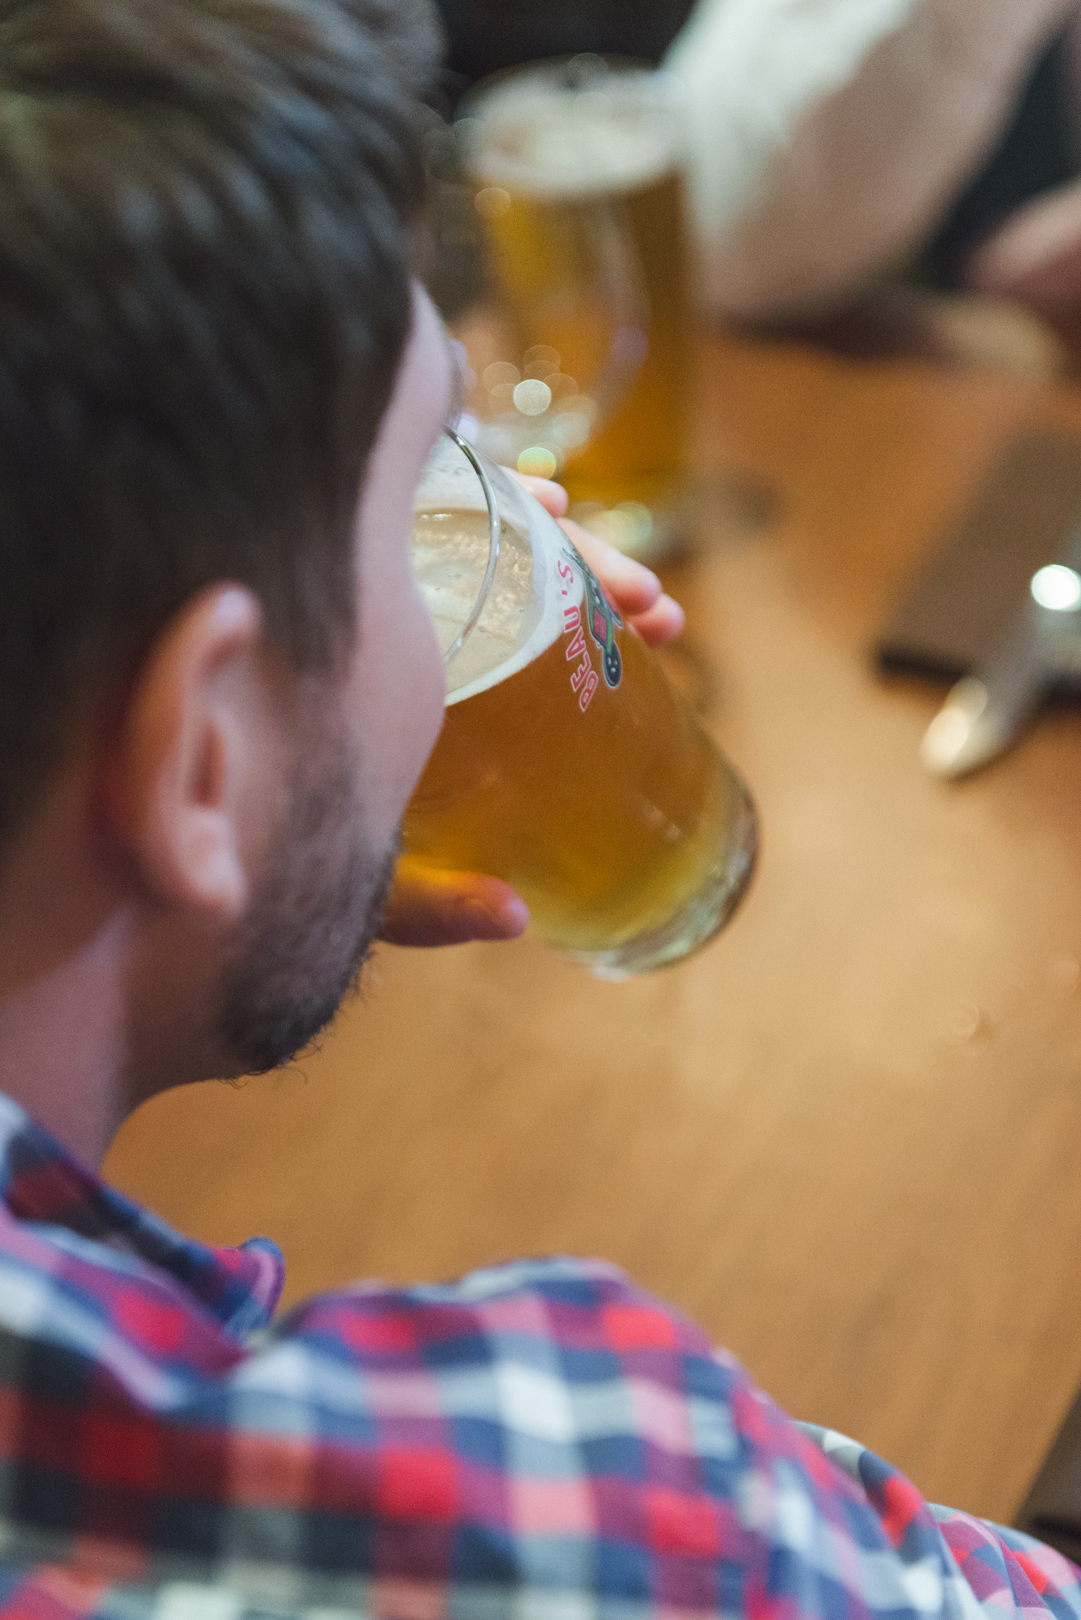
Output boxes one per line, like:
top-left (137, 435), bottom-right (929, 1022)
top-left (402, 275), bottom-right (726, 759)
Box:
top-left (507, 477), bottom-right (685, 644)
top-left (558, 518), bottom-right (662, 616)
top-left (510, 471), bottom-right (569, 518)
top-left (380, 859), bottom-right (529, 948)
top-left (557, 518), bottom-right (684, 644)
top-left (626, 593), bottom-right (686, 647)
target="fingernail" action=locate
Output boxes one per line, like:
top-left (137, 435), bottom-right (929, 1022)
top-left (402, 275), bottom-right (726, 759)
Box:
top-left (462, 894), bottom-right (529, 940)
top-left (502, 894), bottom-right (530, 935)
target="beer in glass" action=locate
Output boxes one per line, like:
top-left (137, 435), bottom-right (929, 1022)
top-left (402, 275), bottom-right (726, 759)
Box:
top-left (403, 435), bottom-right (756, 977)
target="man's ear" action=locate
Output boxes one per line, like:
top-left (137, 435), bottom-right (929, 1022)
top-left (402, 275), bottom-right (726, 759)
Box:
top-left (102, 584), bottom-right (281, 923)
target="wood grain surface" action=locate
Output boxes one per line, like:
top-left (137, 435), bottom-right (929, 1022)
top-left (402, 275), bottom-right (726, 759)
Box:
top-left (106, 323), bottom-right (1081, 1529)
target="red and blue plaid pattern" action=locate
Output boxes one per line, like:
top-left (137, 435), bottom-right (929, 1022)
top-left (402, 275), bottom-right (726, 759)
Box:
top-left (0, 1088), bottom-right (1074, 1620)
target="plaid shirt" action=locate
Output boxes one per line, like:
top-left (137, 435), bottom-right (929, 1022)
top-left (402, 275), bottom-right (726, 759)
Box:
top-left (0, 1090), bottom-right (1074, 1620)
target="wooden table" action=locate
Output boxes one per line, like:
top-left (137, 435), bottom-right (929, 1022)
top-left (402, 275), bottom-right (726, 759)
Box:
top-left (107, 321), bottom-right (1081, 1529)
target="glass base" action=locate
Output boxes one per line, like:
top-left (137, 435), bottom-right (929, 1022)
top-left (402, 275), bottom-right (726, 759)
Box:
top-left (563, 774), bottom-right (759, 980)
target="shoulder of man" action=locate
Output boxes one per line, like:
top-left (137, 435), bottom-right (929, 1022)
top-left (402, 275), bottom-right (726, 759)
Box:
top-left (0, 1241), bottom-right (1077, 1620)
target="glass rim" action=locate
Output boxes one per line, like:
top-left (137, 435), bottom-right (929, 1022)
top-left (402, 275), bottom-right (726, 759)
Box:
top-left (436, 428), bottom-right (502, 668)
top-left (454, 55), bottom-right (686, 206)
top-left (457, 54), bottom-right (684, 113)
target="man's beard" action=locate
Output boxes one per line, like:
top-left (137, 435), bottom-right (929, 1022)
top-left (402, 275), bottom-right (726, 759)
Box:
top-left (217, 709), bottom-right (397, 1076)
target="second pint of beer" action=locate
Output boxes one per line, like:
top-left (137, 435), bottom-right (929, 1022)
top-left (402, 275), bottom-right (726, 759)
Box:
top-left (459, 59), bottom-right (691, 558)
top-left (403, 445), bottom-right (756, 977)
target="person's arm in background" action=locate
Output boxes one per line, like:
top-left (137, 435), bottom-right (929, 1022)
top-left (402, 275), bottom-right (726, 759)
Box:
top-left (664, 0), bottom-right (1078, 321)
top-left (968, 24), bottom-right (1081, 319)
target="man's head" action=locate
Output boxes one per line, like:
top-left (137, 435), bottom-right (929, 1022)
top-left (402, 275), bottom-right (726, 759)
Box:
top-left (217, 287), bottom-right (453, 1078)
top-left (0, 0), bottom-right (453, 1150)
top-left (0, 0), bottom-right (437, 840)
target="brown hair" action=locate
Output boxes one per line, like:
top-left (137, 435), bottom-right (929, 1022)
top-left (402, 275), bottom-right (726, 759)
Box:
top-left (0, 0), bottom-right (439, 846)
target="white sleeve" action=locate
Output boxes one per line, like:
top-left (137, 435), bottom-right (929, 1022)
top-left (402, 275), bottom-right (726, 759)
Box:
top-left (664, 0), bottom-right (1079, 319)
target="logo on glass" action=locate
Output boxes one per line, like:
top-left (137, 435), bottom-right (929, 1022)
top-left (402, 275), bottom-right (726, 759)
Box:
top-left (566, 546), bottom-right (623, 691)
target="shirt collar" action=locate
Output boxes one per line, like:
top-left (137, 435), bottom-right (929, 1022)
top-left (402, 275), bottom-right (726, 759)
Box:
top-left (0, 1089), bottom-right (284, 1337)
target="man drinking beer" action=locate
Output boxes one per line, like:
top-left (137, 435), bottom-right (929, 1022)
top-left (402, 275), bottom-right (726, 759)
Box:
top-left (0, 0), bottom-right (1075, 1616)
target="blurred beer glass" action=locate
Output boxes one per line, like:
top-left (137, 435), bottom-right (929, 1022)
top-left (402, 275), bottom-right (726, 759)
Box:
top-left (403, 433), bottom-right (757, 979)
top-left (456, 56), bottom-right (690, 561)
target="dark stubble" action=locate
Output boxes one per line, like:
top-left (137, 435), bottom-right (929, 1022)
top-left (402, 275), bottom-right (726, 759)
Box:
top-left (218, 698), bottom-right (396, 1075)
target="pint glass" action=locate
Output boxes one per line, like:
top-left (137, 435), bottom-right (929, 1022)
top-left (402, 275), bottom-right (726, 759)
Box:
top-left (403, 434), bottom-right (756, 978)
top-left (459, 58), bottom-right (691, 559)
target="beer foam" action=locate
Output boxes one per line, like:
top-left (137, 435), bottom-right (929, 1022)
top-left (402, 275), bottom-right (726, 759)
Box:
top-left (444, 523), bottom-right (578, 704)
top-left (411, 509), bottom-right (492, 659)
top-left (465, 79), bottom-right (681, 199)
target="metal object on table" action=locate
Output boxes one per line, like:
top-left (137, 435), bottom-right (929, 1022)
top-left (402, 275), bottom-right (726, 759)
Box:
top-left (874, 431), bottom-right (1081, 779)
top-left (920, 555), bottom-right (1081, 777)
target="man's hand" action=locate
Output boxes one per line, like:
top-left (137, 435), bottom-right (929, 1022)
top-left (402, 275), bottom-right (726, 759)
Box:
top-left (379, 476), bottom-right (684, 948)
